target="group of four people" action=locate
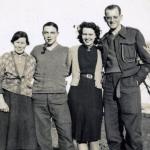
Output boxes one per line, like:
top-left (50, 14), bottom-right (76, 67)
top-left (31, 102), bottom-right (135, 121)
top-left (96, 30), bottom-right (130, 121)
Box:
top-left (0, 4), bottom-right (150, 150)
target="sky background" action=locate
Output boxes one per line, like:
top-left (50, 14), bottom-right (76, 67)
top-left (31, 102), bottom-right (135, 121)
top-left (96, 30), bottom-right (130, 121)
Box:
top-left (0, 0), bottom-right (150, 104)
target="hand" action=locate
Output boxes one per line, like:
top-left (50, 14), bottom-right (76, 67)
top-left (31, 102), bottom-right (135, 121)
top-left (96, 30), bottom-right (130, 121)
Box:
top-left (0, 94), bottom-right (9, 112)
top-left (143, 43), bottom-right (150, 54)
top-left (136, 80), bottom-right (139, 86)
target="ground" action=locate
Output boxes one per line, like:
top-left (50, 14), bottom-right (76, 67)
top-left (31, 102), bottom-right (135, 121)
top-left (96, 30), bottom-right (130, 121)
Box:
top-left (51, 108), bottom-right (150, 150)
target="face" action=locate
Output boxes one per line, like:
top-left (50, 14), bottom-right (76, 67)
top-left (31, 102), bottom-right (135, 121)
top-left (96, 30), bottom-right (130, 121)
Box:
top-left (82, 27), bottom-right (96, 47)
top-left (104, 7), bottom-right (122, 30)
top-left (13, 37), bottom-right (27, 54)
top-left (43, 26), bottom-right (58, 46)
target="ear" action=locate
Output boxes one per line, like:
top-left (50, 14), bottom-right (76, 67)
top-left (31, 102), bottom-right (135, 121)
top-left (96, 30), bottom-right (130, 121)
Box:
top-left (120, 14), bottom-right (123, 21)
top-left (104, 16), bottom-right (107, 22)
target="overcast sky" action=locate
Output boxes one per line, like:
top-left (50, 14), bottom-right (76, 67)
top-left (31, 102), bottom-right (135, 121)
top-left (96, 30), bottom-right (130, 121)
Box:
top-left (0, 0), bottom-right (150, 53)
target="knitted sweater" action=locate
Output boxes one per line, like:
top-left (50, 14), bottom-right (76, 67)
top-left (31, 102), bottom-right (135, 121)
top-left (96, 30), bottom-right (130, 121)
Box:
top-left (31, 44), bottom-right (69, 93)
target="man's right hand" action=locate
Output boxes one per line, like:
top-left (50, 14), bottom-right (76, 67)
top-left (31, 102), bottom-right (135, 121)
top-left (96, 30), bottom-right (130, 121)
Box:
top-left (0, 94), bottom-right (9, 112)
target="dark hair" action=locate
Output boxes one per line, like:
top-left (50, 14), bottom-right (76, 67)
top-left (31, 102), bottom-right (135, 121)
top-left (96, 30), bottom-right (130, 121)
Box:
top-left (77, 22), bottom-right (101, 45)
top-left (105, 4), bottom-right (121, 15)
top-left (43, 22), bottom-right (58, 32)
top-left (11, 31), bottom-right (29, 45)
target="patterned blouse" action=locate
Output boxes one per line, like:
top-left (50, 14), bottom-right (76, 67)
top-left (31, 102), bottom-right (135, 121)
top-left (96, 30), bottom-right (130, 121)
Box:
top-left (0, 51), bottom-right (36, 97)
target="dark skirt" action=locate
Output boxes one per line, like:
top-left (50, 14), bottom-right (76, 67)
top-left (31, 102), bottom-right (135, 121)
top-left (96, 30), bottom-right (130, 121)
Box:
top-left (0, 89), bottom-right (37, 150)
top-left (68, 76), bottom-right (103, 143)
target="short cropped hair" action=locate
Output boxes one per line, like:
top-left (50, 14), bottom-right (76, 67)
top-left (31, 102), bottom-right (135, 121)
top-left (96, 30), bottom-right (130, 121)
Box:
top-left (77, 21), bottom-right (101, 45)
top-left (11, 31), bottom-right (29, 45)
top-left (43, 22), bottom-right (58, 32)
top-left (105, 4), bottom-right (121, 15)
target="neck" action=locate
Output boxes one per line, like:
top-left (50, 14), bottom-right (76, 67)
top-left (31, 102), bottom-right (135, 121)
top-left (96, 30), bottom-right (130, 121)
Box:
top-left (111, 25), bottom-right (121, 36)
top-left (46, 42), bottom-right (58, 51)
top-left (14, 51), bottom-right (24, 55)
top-left (86, 44), bottom-right (94, 49)
top-left (84, 44), bottom-right (94, 52)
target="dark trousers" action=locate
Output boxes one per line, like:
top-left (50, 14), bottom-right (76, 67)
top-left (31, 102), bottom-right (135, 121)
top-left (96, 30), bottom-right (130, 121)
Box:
top-left (103, 73), bottom-right (142, 150)
top-left (32, 93), bottom-right (75, 150)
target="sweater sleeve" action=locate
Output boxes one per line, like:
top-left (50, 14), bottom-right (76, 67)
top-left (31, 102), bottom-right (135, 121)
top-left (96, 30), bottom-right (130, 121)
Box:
top-left (24, 56), bottom-right (36, 89)
top-left (0, 54), bottom-right (8, 93)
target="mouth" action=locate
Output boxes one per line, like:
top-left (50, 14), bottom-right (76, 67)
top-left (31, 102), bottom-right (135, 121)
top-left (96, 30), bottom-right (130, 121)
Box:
top-left (47, 38), bottom-right (52, 42)
top-left (85, 40), bottom-right (92, 43)
top-left (110, 22), bottom-right (116, 25)
top-left (17, 48), bottom-right (23, 51)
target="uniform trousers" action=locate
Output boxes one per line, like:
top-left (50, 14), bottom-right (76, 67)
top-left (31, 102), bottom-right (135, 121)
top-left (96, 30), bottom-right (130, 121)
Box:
top-left (103, 73), bottom-right (142, 150)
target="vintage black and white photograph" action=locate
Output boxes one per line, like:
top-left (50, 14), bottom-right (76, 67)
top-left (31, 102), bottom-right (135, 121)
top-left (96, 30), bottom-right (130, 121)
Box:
top-left (0, 0), bottom-right (150, 150)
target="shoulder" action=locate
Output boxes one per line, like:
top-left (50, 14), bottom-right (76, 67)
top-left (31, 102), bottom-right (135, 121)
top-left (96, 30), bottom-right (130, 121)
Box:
top-left (0, 52), bottom-right (12, 65)
top-left (69, 45), bottom-right (80, 52)
top-left (125, 26), bottom-right (140, 32)
top-left (57, 44), bottom-right (69, 52)
top-left (26, 54), bottom-right (36, 63)
top-left (123, 26), bottom-right (144, 40)
top-left (101, 32), bottom-right (109, 41)
top-left (0, 52), bottom-right (11, 60)
top-left (31, 44), bottom-right (44, 55)
top-left (33, 44), bottom-right (44, 49)
top-left (125, 26), bottom-right (142, 36)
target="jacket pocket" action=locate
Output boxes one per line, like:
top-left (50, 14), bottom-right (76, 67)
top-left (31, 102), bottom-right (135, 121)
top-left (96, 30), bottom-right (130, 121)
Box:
top-left (121, 76), bottom-right (139, 89)
top-left (121, 42), bottom-right (137, 63)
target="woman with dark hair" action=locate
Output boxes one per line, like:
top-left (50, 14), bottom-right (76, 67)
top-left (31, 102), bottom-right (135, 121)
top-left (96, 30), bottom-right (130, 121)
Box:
top-left (0, 31), bottom-right (37, 150)
top-left (68, 22), bottom-right (103, 150)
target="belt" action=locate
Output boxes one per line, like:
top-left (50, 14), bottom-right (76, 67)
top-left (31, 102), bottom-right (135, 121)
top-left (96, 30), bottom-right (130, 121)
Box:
top-left (80, 74), bottom-right (94, 79)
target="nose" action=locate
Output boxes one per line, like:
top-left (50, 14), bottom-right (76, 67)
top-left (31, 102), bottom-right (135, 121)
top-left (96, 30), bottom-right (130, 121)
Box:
top-left (18, 44), bottom-right (22, 48)
top-left (109, 17), bottom-right (114, 22)
top-left (85, 35), bottom-right (91, 39)
top-left (47, 33), bottom-right (52, 38)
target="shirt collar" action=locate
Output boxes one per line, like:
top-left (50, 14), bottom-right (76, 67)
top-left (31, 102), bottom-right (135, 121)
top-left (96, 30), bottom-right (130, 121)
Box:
top-left (12, 51), bottom-right (27, 56)
top-left (117, 25), bottom-right (127, 38)
top-left (105, 25), bottom-right (126, 39)
top-left (44, 42), bottom-right (58, 51)
top-left (111, 25), bottom-right (122, 36)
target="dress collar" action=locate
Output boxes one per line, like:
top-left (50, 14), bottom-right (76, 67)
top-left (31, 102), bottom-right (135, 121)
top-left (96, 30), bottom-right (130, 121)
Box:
top-left (12, 51), bottom-right (27, 56)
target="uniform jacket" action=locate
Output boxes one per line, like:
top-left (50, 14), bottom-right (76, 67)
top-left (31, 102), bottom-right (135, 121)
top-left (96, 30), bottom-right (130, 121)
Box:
top-left (101, 25), bottom-right (150, 84)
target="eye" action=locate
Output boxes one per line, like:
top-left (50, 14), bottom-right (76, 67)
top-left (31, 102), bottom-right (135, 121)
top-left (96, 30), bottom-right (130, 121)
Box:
top-left (113, 16), bottom-right (119, 19)
top-left (44, 32), bottom-right (48, 34)
top-left (82, 33), bottom-right (87, 36)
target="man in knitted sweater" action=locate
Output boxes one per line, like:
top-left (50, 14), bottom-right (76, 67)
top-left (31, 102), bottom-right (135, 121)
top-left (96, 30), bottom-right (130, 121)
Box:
top-left (31, 22), bottom-right (74, 150)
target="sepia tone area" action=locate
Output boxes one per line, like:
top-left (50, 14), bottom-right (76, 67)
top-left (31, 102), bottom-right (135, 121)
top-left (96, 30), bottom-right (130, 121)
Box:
top-left (51, 113), bottom-right (150, 150)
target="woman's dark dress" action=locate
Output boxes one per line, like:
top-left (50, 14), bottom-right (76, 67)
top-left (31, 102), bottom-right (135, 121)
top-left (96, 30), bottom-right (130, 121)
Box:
top-left (68, 45), bottom-right (103, 143)
top-left (0, 90), bottom-right (37, 150)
